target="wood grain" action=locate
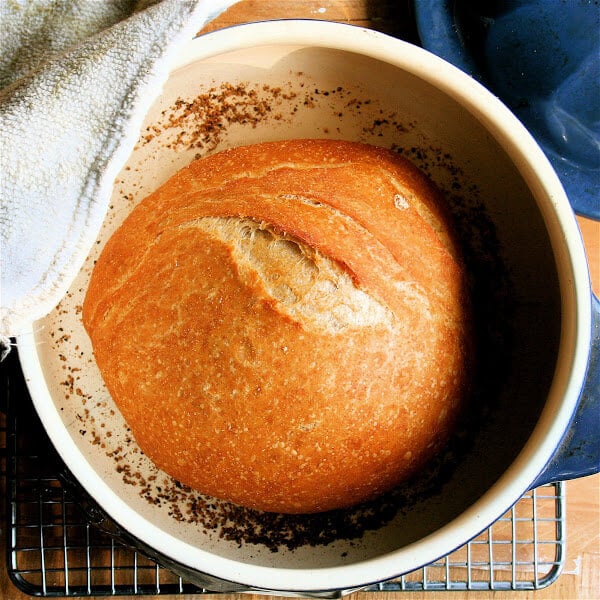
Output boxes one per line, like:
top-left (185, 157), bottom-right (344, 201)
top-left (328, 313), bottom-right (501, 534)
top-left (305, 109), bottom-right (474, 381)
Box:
top-left (1, 2), bottom-right (598, 599)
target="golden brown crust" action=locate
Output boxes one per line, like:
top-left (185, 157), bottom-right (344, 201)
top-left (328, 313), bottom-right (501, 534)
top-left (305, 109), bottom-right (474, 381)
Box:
top-left (83, 139), bottom-right (472, 514)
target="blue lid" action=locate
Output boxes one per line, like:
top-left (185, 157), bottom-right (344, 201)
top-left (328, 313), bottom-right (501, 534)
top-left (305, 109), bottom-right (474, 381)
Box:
top-left (414, 0), bottom-right (599, 219)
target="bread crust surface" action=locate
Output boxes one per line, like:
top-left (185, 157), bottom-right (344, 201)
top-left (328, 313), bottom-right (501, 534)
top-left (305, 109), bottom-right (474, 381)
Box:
top-left (83, 139), bottom-right (471, 514)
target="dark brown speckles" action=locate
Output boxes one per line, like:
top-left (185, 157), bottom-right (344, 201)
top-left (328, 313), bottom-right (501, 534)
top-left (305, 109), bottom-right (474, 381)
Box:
top-left (48, 72), bottom-right (511, 555)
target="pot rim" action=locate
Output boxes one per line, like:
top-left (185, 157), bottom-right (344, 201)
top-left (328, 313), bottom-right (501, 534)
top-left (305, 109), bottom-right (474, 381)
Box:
top-left (17, 19), bottom-right (593, 593)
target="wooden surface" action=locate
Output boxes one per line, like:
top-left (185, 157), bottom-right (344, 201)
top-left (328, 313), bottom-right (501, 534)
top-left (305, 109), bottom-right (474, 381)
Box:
top-left (1, 1), bottom-right (598, 599)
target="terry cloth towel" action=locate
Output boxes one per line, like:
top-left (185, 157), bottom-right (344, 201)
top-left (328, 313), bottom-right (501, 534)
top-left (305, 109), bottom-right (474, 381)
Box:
top-left (0, 0), bottom-right (239, 357)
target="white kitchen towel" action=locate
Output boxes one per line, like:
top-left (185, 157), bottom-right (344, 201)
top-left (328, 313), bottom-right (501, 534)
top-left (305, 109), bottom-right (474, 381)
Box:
top-left (0, 0), bottom-right (238, 357)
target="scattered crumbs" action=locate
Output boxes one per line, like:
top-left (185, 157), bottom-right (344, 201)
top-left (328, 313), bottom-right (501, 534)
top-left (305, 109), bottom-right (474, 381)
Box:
top-left (138, 77), bottom-right (415, 156)
top-left (48, 70), bottom-right (514, 557)
top-left (139, 82), bottom-right (300, 153)
top-left (109, 446), bottom-right (456, 553)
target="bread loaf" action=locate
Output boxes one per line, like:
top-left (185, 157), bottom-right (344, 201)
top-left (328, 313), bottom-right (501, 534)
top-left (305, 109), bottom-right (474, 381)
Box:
top-left (83, 139), bottom-right (472, 514)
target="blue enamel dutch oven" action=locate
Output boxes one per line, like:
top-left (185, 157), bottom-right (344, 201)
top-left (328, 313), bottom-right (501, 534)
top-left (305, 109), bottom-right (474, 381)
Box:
top-left (414, 0), bottom-right (600, 219)
top-left (415, 0), bottom-right (599, 490)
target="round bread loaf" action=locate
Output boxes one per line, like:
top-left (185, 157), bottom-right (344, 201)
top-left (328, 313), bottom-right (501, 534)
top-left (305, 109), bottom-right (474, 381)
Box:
top-left (83, 139), bottom-right (472, 514)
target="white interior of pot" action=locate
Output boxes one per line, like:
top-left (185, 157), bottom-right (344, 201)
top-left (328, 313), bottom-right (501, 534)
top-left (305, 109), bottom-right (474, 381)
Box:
top-left (18, 21), bottom-right (590, 592)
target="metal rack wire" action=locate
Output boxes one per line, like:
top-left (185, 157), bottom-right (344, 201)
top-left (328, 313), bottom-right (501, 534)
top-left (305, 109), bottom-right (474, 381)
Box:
top-left (2, 352), bottom-right (565, 596)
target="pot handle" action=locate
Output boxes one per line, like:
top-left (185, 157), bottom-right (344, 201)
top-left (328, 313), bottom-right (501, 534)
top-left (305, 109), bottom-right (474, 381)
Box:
top-left (532, 292), bottom-right (600, 488)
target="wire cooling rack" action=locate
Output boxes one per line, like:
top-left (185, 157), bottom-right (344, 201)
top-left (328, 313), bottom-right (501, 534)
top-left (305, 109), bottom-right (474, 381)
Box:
top-left (1, 351), bottom-right (565, 596)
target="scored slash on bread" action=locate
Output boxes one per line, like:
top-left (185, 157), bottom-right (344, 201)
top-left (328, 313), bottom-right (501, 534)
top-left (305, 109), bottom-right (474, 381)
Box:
top-left (83, 139), bottom-right (472, 514)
